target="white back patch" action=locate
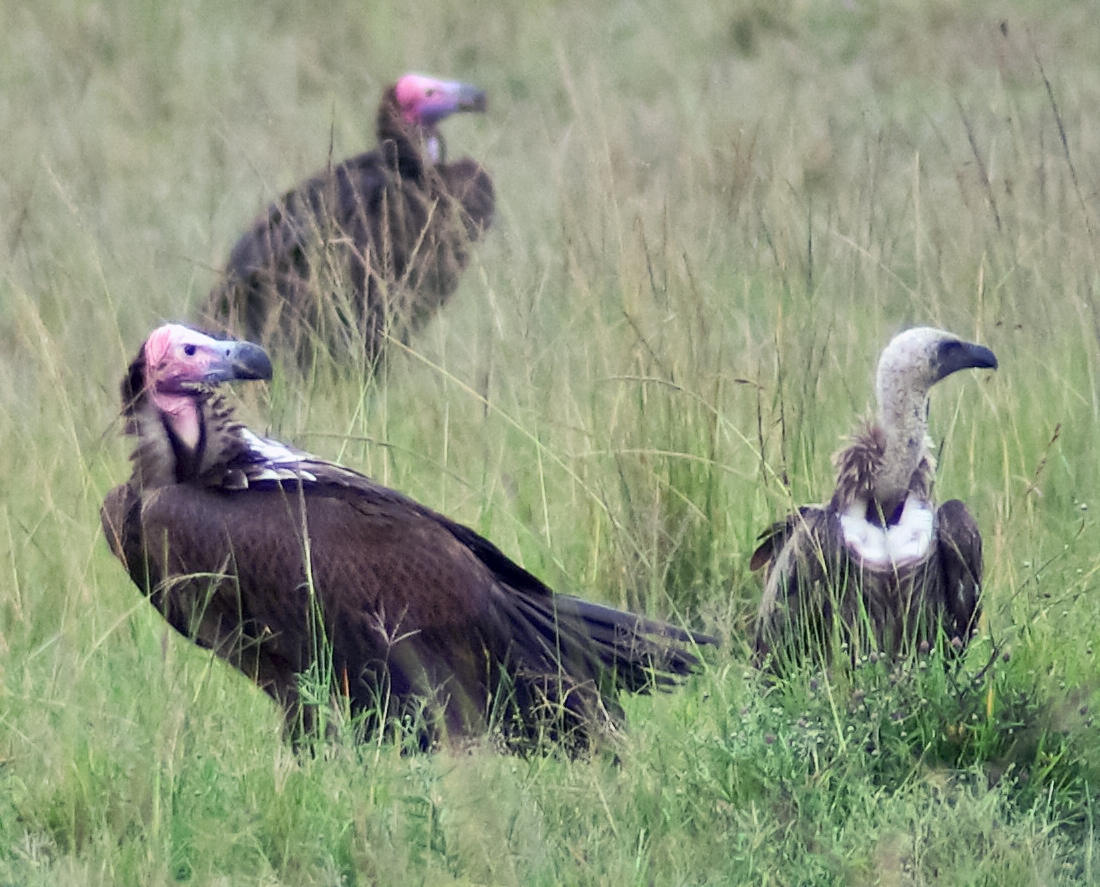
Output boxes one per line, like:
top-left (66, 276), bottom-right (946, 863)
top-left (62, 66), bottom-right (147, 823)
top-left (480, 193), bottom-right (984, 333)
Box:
top-left (839, 496), bottom-right (935, 569)
top-left (239, 429), bottom-right (318, 482)
top-left (240, 429), bottom-right (300, 462)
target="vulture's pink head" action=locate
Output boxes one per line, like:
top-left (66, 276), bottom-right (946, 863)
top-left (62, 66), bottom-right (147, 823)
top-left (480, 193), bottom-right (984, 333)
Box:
top-left (125, 324), bottom-right (272, 446)
top-left (141, 324), bottom-right (272, 398)
top-left (393, 73), bottom-right (487, 127)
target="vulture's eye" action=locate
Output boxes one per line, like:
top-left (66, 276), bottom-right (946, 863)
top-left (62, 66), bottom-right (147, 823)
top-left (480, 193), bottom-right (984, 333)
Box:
top-left (424, 88), bottom-right (436, 97)
top-left (183, 344), bottom-right (197, 357)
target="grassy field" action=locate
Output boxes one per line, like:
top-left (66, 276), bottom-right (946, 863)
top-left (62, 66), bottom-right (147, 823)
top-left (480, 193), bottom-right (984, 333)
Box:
top-left (2, 0), bottom-right (1099, 883)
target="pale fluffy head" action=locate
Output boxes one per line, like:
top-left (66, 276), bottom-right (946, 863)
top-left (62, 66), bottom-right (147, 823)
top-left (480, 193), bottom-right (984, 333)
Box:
top-left (870, 327), bottom-right (996, 510)
top-left (875, 327), bottom-right (997, 418)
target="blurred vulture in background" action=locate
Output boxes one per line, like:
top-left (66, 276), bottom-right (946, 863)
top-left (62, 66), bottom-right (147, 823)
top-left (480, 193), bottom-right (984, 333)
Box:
top-left (751, 327), bottom-right (997, 665)
top-left (203, 73), bottom-right (495, 368)
top-left (101, 325), bottom-right (713, 752)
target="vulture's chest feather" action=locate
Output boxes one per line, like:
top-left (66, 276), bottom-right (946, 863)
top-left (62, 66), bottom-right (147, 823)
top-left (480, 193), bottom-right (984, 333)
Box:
top-left (838, 495), bottom-right (935, 570)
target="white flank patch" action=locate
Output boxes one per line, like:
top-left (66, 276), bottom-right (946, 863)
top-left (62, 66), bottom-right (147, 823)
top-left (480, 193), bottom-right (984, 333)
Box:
top-left (839, 495), bottom-right (935, 569)
top-left (426, 135), bottom-right (442, 164)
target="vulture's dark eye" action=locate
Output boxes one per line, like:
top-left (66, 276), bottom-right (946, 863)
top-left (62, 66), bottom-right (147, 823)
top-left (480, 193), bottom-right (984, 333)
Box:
top-left (183, 344), bottom-right (197, 357)
top-left (424, 88), bottom-right (435, 97)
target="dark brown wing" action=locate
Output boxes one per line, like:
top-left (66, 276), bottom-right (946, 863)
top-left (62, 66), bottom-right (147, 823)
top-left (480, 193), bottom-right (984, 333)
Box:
top-left (102, 481), bottom-right (307, 723)
top-left (437, 158), bottom-right (494, 237)
top-left (752, 506), bottom-right (842, 662)
top-left (232, 454), bottom-right (710, 683)
top-left (203, 152), bottom-right (390, 354)
top-left (112, 475), bottom-right (710, 746)
top-left (935, 498), bottom-right (983, 644)
top-left (749, 505), bottom-right (822, 572)
top-left (226, 158), bottom-right (386, 285)
top-left (205, 151), bottom-right (493, 367)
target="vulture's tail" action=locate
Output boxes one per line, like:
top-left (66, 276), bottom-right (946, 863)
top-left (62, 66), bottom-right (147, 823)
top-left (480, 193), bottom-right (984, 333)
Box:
top-left (504, 589), bottom-right (716, 695)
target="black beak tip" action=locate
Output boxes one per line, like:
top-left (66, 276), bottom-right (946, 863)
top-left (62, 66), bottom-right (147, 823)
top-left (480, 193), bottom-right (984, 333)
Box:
top-left (974, 344), bottom-right (998, 371)
top-left (232, 341), bottom-right (274, 381)
top-left (935, 339), bottom-right (998, 381)
top-left (459, 86), bottom-right (487, 113)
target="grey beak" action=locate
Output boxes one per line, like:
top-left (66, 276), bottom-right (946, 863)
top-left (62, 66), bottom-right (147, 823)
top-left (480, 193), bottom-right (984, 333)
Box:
top-left (454, 83), bottom-right (487, 113)
top-left (934, 340), bottom-right (998, 382)
top-left (205, 340), bottom-right (273, 383)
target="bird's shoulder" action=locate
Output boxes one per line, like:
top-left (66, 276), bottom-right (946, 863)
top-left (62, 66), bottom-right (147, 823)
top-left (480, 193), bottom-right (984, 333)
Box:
top-left (749, 504), bottom-right (831, 573)
top-left (187, 428), bottom-right (552, 593)
top-left (935, 498), bottom-right (982, 553)
top-left (237, 153), bottom-right (388, 243)
top-left (202, 428), bottom-right (366, 492)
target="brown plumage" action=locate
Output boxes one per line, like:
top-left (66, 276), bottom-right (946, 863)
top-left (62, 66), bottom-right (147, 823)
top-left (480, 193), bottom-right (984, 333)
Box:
top-left (751, 327), bottom-right (997, 665)
top-left (101, 325), bottom-right (713, 752)
top-left (202, 73), bottom-right (495, 368)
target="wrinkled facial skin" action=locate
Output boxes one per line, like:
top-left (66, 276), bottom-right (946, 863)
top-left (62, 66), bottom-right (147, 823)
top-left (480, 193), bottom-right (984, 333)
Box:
top-left (135, 325), bottom-right (272, 451)
top-left (394, 74), bottom-right (487, 126)
top-left (143, 324), bottom-right (272, 398)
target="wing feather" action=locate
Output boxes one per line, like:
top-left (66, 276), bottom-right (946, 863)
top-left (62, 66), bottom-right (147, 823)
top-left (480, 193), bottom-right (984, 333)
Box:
top-left (205, 145), bottom-right (493, 368)
top-left (752, 507), bottom-right (841, 661)
top-left (107, 475), bottom-right (712, 746)
top-left (935, 498), bottom-right (983, 644)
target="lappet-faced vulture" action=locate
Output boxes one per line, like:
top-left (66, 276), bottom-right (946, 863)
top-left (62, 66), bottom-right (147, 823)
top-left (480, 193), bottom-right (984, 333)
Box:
top-left (751, 327), bottom-right (997, 665)
top-left (101, 325), bottom-right (713, 752)
top-left (202, 73), bottom-right (495, 368)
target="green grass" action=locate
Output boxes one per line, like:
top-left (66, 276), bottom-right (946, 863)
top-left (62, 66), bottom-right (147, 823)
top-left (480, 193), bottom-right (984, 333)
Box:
top-left (2, 0), bottom-right (1099, 883)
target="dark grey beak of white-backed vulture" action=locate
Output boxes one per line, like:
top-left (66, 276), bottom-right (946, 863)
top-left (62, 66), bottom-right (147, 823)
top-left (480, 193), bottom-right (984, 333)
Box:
top-left (202, 71), bottom-right (495, 370)
top-left (751, 327), bottom-right (997, 665)
top-left (101, 324), bottom-right (714, 753)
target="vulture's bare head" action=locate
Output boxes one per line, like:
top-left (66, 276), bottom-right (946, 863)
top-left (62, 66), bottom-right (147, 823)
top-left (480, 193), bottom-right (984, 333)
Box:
top-left (123, 324), bottom-right (272, 447)
top-left (393, 73), bottom-right (487, 128)
top-left (386, 73), bottom-right (486, 163)
top-left (875, 327), bottom-right (997, 419)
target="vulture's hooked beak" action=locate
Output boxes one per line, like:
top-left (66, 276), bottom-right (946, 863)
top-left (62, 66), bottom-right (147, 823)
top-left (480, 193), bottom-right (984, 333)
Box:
top-left (450, 81), bottom-right (488, 114)
top-left (421, 79), bottom-right (487, 123)
top-left (933, 339), bottom-right (998, 382)
top-left (203, 340), bottom-right (273, 384)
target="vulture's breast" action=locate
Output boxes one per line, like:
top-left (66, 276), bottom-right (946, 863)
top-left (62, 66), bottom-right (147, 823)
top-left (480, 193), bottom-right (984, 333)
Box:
top-left (838, 495), bottom-right (935, 571)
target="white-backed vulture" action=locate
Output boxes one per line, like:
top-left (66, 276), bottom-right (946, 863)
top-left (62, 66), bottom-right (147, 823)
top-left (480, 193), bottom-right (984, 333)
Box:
top-left (101, 325), bottom-right (713, 752)
top-left (751, 327), bottom-right (998, 664)
top-left (202, 73), bottom-right (495, 368)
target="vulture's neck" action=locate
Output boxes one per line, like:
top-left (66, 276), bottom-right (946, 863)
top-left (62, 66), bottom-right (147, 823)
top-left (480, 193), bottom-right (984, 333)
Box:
top-left (376, 98), bottom-right (436, 176)
top-left (832, 384), bottom-right (937, 567)
top-left (131, 392), bottom-right (240, 489)
top-left (832, 385), bottom-right (936, 521)
top-left (872, 377), bottom-right (933, 514)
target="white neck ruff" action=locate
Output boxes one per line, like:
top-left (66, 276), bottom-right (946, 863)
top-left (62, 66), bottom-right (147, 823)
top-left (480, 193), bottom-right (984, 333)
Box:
top-left (838, 494), bottom-right (934, 569)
